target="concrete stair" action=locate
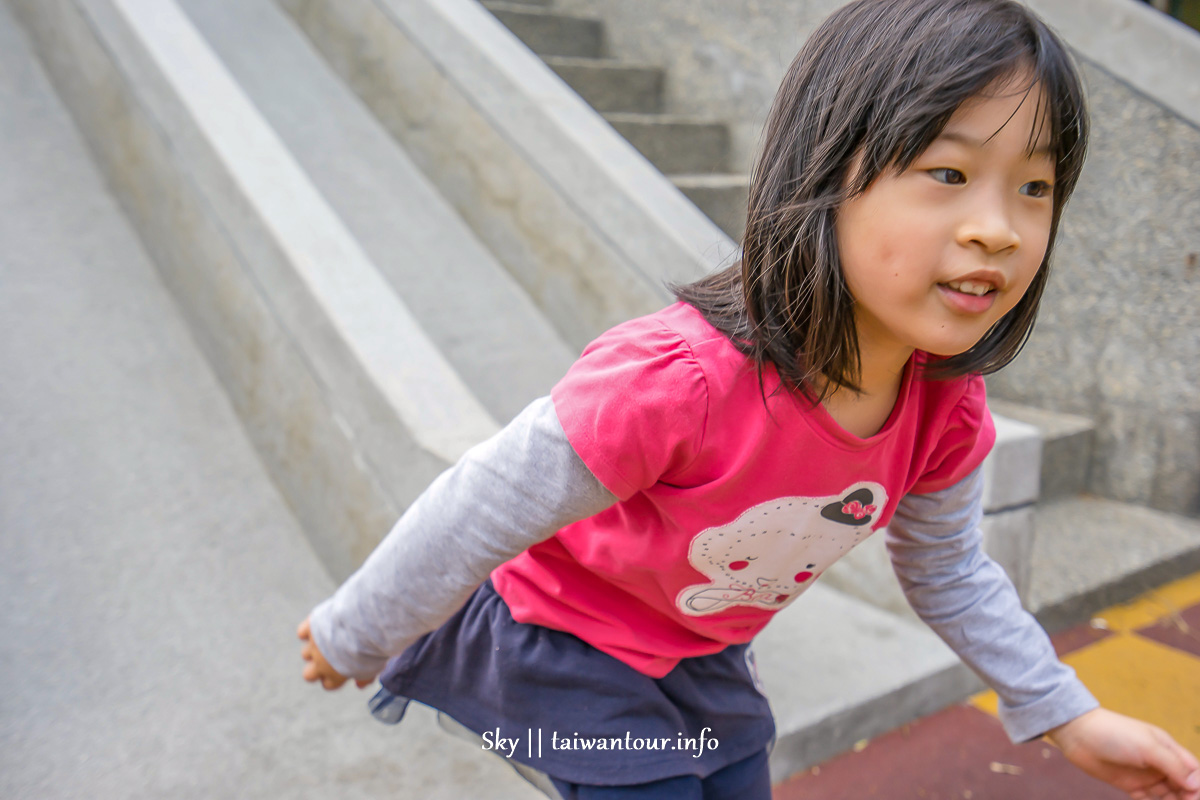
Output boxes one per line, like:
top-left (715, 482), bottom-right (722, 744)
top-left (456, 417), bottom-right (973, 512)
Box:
top-left (483, 2), bottom-right (603, 58)
top-left (988, 399), bottom-right (1095, 502)
top-left (986, 399), bottom-right (1200, 632)
top-left (481, 0), bottom-right (749, 240)
top-left (542, 56), bottom-right (664, 113)
top-left (6, 0), bottom-right (1197, 795)
top-left (671, 174), bottom-right (752, 249)
top-left (603, 113), bottom-right (731, 174)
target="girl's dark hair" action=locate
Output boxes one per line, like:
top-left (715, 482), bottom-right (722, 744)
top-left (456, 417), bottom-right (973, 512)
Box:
top-left (673, 0), bottom-right (1089, 402)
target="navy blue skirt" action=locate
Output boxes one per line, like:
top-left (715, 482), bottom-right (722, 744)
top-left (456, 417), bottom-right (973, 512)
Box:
top-left (374, 579), bottom-right (776, 786)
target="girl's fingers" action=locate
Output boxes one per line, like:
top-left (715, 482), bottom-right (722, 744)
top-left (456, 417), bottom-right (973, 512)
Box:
top-left (1146, 733), bottom-right (1200, 794)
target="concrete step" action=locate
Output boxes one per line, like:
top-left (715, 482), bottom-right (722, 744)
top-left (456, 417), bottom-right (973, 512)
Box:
top-left (671, 173), bottom-right (748, 241)
top-left (605, 112), bottom-right (731, 174)
top-left (986, 398), bottom-right (1095, 502)
top-left (482, 2), bottom-right (604, 58)
top-left (755, 585), bottom-right (981, 779)
top-left (1029, 495), bottom-right (1200, 632)
top-left (0, 6), bottom-right (542, 796)
top-left (543, 55), bottom-right (664, 113)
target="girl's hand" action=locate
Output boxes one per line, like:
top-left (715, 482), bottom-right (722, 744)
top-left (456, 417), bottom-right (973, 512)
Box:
top-left (1047, 708), bottom-right (1200, 800)
top-left (297, 616), bottom-right (375, 691)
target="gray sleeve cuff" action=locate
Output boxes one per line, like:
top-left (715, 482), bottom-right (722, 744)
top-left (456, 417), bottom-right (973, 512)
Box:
top-left (886, 465), bottom-right (1099, 744)
top-left (308, 395), bottom-right (617, 681)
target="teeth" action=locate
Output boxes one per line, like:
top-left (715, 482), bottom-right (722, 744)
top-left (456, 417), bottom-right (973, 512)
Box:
top-left (945, 280), bottom-right (993, 296)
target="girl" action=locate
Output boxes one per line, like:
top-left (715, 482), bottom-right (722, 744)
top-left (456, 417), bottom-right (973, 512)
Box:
top-left (298, 0), bottom-right (1200, 797)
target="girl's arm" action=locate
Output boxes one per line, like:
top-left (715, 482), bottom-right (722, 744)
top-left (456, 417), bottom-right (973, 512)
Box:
top-left (886, 463), bottom-right (1096, 740)
top-left (887, 466), bottom-right (1200, 798)
top-left (302, 396), bottom-right (617, 683)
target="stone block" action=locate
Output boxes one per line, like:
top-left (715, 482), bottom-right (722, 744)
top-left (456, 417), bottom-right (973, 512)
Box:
top-left (605, 112), bottom-right (730, 174)
top-left (987, 399), bottom-right (1095, 502)
top-left (982, 412), bottom-right (1042, 511)
top-left (672, 173), bottom-right (748, 241)
top-left (545, 56), bottom-right (664, 114)
top-left (483, 2), bottom-right (605, 58)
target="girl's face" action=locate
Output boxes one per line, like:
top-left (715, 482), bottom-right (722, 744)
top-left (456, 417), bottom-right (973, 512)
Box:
top-left (835, 76), bottom-right (1056, 365)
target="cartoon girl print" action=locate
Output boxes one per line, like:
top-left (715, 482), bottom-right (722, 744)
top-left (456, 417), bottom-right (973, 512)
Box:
top-left (676, 482), bottom-right (887, 615)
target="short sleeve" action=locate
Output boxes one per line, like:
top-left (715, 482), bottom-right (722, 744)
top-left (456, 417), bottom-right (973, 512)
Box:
top-left (550, 316), bottom-right (708, 501)
top-left (910, 374), bottom-right (996, 494)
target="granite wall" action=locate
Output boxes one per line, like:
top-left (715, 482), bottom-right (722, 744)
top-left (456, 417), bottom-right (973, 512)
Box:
top-left (551, 0), bottom-right (1200, 516)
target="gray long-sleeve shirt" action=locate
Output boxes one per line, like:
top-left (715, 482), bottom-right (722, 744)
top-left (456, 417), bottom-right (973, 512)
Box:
top-left (308, 396), bottom-right (1097, 743)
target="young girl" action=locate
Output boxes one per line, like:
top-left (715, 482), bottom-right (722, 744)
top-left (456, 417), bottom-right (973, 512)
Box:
top-left (297, 0), bottom-right (1200, 797)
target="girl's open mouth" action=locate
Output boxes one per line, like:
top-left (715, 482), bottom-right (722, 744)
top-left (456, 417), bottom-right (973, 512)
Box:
top-left (937, 282), bottom-right (997, 313)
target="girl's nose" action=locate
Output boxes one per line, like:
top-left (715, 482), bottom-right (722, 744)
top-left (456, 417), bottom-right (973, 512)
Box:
top-left (957, 188), bottom-right (1021, 254)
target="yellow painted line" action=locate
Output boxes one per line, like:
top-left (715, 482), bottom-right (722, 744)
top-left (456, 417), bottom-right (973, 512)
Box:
top-left (970, 636), bottom-right (1200, 751)
top-left (1090, 571), bottom-right (1200, 633)
top-left (969, 571), bottom-right (1200, 736)
top-left (1062, 635), bottom-right (1200, 753)
top-left (968, 687), bottom-right (999, 716)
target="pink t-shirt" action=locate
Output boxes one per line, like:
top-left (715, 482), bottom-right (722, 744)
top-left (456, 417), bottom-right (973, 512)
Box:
top-left (491, 302), bottom-right (995, 677)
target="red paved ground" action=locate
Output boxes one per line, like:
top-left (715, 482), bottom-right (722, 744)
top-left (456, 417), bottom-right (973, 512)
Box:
top-left (771, 703), bottom-right (1124, 800)
top-left (1135, 603), bottom-right (1200, 658)
top-left (774, 602), bottom-right (1200, 800)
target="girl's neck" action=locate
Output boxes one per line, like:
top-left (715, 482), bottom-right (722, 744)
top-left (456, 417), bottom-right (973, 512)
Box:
top-left (857, 341), bottom-right (914, 397)
top-left (814, 343), bottom-right (914, 439)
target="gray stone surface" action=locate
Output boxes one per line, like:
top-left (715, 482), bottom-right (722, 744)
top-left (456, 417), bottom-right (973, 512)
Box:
top-left (980, 506), bottom-right (1038, 604)
top-left (755, 585), bottom-right (981, 778)
top-left (174, 0), bottom-right (576, 425)
top-left (9, 0), bottom-right (507, 581)
top-left (544, 56), bottom-right (664, 114)
top-left (605, 113), bottom-right (731, 174)
top-left (672, 174), bottom-right (749, 241)
top-left (483, 2), bottom-right (605, 59)
top-left (1023, 0), bottom-right (1200, 127)
top-left (281, 0), bottom-right (735, 352)
top-left (982, 412), bottom-right (1042, 511)
top-left (552, 0), bottom-right (845, 174)
top-left (0, 8), bottom-right (541, 794)
top-left (1030, 496), bottom-right (1200, 631)
top-left (988, 399), bottom-right (1095, 501)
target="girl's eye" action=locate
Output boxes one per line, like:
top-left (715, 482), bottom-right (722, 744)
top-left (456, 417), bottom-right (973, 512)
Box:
top-left (1021, 180), bottom-right (1054, 198)
top-left (928, 168), bottom-right (966, 185)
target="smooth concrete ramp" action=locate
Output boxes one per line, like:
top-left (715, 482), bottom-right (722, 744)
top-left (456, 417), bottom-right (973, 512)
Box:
top-left (0, 6), bottom-right (541, 797)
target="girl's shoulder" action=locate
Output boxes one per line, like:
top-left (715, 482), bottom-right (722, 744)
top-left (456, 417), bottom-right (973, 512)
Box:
top-left (578, 302), bottom-right (752, 383)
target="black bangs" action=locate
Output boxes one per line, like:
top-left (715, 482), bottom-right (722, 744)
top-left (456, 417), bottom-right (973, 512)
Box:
top-left (673, 0), bottom-right (1090, 401)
